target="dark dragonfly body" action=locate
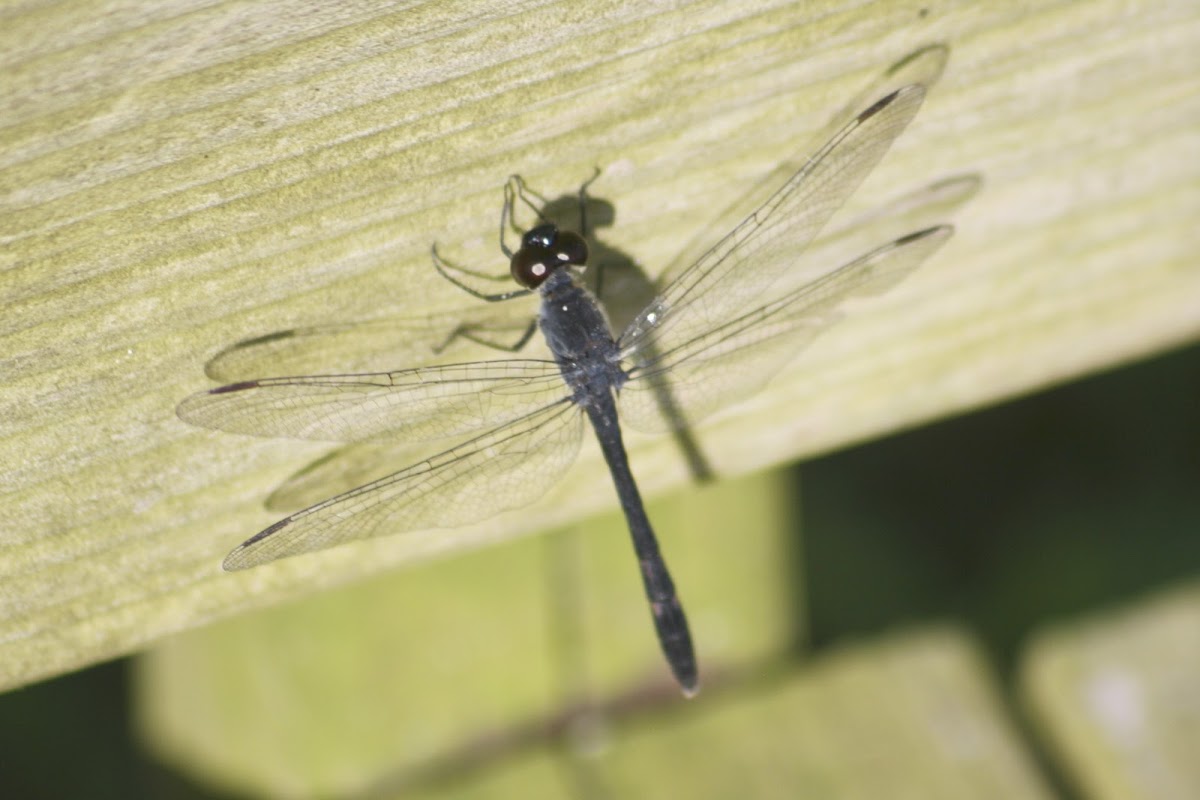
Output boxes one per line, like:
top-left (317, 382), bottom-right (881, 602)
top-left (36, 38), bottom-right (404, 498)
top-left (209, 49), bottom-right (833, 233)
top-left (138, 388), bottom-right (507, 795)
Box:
top-left (517, 223), bottom-right (697, 691)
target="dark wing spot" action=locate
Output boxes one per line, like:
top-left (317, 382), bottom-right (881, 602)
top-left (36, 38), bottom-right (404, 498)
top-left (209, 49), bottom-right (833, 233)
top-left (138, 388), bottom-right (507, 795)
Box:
top-left (858, 89), bottom-right (901, 122)
top-left (895, 226), bottom-right (945, 245)
top-left (210, 380), bottom-right (261, 394)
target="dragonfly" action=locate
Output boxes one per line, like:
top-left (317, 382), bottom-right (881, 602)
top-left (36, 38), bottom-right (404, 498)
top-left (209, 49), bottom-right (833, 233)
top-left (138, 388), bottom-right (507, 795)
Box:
top-left (178, 45), bottom-right (974, 695)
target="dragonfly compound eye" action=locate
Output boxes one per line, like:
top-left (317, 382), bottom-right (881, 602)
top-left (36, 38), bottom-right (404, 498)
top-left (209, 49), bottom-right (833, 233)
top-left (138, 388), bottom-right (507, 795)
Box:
top-left (511, 229), bottom-right (589, 288)
top-left (521, 223), bottom-right (558, 250)
top-left (510, 245), bottom-right (555, 288)
top-left (552, 230), bottom-right (589, 268)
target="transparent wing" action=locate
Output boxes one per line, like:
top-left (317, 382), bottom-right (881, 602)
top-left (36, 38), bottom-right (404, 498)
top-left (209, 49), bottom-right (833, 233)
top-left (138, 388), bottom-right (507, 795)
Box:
top-left (620, 226), bottom-right (953, 432)
top-left (263, 441), bottom-right (443, 513)
top-left (789, 173), bottom-right (979, 290)
top-left (640, 46), bottom-right (950, 297)
top-left (177, 359), bottom-right (566, 442)
top-left (205, 304), bottom-right (541, 382)
top-left (616, 175), bottom-right (978, 439)
top-left (223, 400), bottom-right (583, 570)
top-left (620, 48), bottom-right (946, 364)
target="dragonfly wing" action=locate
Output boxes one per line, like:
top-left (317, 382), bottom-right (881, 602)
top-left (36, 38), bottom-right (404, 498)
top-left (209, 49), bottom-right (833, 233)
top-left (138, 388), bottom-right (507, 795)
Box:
top-left (640, 46), bottom-right (950, 295)
top-left (177, 359), bottom-right (566, 442)
top-left (205, 305), bottom-right (541, 382)
top-left (223, 400), bottom-right (583, 569)
top-left (620, 54), bottom-right (942, 365)
top-left (790, 173), bottom-right (979, 291)
top-left (620, 226), bottom-right (953, 432)
top-left (263, 441), bottom-right (446, 513)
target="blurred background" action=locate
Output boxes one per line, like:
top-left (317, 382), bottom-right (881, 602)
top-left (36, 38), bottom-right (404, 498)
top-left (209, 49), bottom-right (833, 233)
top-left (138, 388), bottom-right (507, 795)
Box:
top-left (2, 337), bottom-right (1195, 799)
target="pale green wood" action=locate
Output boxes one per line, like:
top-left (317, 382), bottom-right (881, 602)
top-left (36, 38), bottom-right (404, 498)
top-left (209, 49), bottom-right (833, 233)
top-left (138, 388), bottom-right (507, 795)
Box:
top-left (134, 470), bottom-right (798, 798)
top-left (1, 0), bottom-right (1197, 695)
top-left (405, 628), bottom-right (1053, 799)
top-left (1020, 581), bottom-right (1200, 800)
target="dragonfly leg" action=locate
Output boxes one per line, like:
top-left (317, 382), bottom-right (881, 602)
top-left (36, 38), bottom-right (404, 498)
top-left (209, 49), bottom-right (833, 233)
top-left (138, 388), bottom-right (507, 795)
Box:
top-left (432, 318), bottom-right (538, 354)
top-left (430, 243), bottom-right (533, 302)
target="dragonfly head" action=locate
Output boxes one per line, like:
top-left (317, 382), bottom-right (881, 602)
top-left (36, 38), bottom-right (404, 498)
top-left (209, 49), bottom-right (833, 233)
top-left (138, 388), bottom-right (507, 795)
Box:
top-left (511, 223), bottom-right (589, 289)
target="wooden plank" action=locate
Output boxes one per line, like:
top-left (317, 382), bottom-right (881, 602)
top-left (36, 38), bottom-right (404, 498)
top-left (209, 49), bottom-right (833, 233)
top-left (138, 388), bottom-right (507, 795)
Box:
top-left (1, 0), bottom-right (1197, 691)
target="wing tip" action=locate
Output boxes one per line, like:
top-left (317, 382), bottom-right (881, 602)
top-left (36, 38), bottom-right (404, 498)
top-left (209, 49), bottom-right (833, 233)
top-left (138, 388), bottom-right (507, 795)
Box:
top-left (895, 224), bottom-right (954, 246)
top-left (176, 380), bottom-right (262, 425)
top-left (221, 518), bottom-right (292, 571)
top-left (858, 90), bottom-right (901, 122)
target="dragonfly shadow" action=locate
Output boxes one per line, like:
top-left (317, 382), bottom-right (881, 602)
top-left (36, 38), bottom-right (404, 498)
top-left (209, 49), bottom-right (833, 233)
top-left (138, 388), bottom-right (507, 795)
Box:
top-left (207, 180), bottom-right (717, 515)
